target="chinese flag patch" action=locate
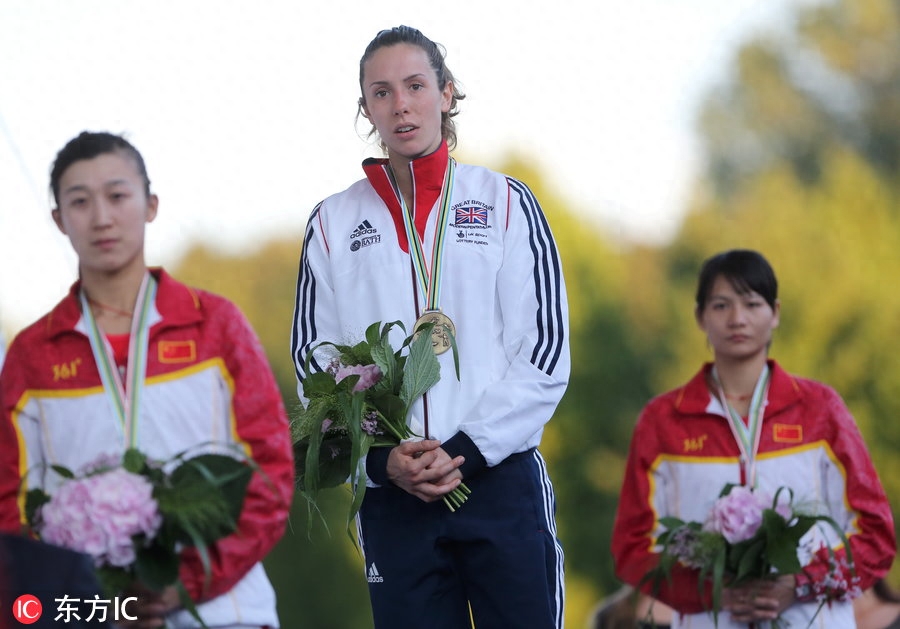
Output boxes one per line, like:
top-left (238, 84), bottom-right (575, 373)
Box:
top-left (159, 340), bottom-right (196, 363)
top-left (773, 423), bottom-right (802, 443)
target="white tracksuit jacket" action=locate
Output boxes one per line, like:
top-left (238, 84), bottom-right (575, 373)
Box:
top-left (291, 142), bottom-right (570, 478)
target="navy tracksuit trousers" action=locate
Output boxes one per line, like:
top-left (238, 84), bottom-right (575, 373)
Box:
top-left (358, 448), bottom-right (565, 629)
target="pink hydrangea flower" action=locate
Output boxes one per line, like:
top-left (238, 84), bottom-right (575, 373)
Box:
top-left (335, 363), bottom-right (382, 392)
top-left (40, 468), bottom-right (162, 568)
top-left (703, 486), bottom-right (770, 544)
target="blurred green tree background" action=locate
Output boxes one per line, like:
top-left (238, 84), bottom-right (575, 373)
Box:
top-left (172, 0), bottom-right (900, 625)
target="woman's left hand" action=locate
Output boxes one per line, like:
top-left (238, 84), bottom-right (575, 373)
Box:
top-left (724, 574), bottom-right (796, 623)
top-left (114, 584), bottom-right (180, 628)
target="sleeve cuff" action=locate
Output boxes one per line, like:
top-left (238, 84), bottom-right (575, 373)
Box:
top-left (365, 446), bottom-right (392, 486)
top-left (441, 432), bottom-right (487, 480)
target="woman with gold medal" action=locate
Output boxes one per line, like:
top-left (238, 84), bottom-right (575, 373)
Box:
top-left (291, 25), bottom-right (571, 629)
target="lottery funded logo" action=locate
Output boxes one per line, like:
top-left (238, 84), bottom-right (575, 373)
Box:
top-left (12, 594), bottom-right (42, 624)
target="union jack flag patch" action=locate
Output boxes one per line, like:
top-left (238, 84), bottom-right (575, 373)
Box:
top-left (455, 206), bottom-right (488, 226)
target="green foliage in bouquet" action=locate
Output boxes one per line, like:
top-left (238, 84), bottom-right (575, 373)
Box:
top-left (292, 320), bottom-right (465, 534)
top-left (24, 446), bottom-right (254, 627)
top-left (646, 484), bottom-right (856, 627)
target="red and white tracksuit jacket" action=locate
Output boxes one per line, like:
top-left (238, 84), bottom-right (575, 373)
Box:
top-left (611, 360), bottom-right (895, 629)
top-left (0, 269), bottom-right (294, 628)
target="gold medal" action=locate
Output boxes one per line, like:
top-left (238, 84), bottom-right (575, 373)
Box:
top-left (413, 311), bottom-right (456, 355)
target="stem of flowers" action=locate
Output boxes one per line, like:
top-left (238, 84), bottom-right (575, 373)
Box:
top-left (441, 482), bottom-right (472, 512)
top-left (370, 409), bottom-right (409, 442)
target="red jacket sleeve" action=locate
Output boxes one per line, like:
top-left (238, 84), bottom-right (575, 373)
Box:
top-left (0, 340), bottom-right (25, 534)
top-left (795, 388), bottom-right (895, 598)
top-left (177, 302), bottom-right (294, 602)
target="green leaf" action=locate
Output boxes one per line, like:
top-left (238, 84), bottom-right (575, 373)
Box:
top-left (294, 434), bottom-right (352, 492)
top-left (302, 371), bottom-right (338, 398)
top-left (176, 579), bottom-right (208, 628)
top-left (790, 514), bottom-right (822, 539)
top-left (718, 482), bottom-right (739, 498)
top-left (400, 329), bottom-right (441, 409)
top-left (341, 392), bottom-right (370, 534)
top-left (49, 464), bottom-right (75, 479)
top-left (732, 537), bottom-right (766, 581)
top-left (134, 542), bottom-right (180, 590)
top-left (290, 395), bottom-right (334, 441)
top-left (370, 339), bottom-right (399, 392)
top-left (711, 546), bottom-right (726, 626)
top-left (658, 516), bottom-right (688, 530)
top-left (157, 454), bottom-right (252, 544)
top-left (766, 531), bottom-right (803, 574)
top-left (177, 454), bottom-right (251, 517)
top-left (346, 433), bottom-right (373, 535)
top-left (299, 403), bottom-right (330, 506)
top-left (345, 340), bottom-right (372, 365)
top-left (444, 325), bottom-right (461, 380)
top-left (23, 488), bottom-right (50, 530)
top-left (364, 321), bottom-right (382, 346)
top-left (370, 393), bottom-right (416, 439)
top-left (95, 566), bottom-right (132, 599)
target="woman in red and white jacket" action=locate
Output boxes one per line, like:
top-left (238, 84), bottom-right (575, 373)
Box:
top-left (0, 131), bottom-right (294, 629)
top-left (611, 249), bottom-right (895, 629)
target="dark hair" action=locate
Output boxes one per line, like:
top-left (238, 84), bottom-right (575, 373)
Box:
top-left (357, 25), bottom-right (466, 151)
top-left (50, 131), bottom-right (151, 206)
top-left (695, 249), bottom-right (778, 311)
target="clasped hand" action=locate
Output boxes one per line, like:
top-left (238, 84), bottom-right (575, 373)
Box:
top-left (722, 574), bottom-right (796, 624)
top-left (386, 439), bottom-right (464, 502)
top-left (113, 584), bottom-right (180, 629)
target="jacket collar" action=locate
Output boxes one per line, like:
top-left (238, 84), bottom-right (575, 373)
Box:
top-left (362, 141), bottom-right (449, 253)
top-left (674, 359), bottom-right (803, 418)
top-left (43, 268), bottom-right (203, 340)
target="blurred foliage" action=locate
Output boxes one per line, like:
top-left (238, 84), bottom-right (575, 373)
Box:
top-left (699, 0), bottom-right (900, 197)
top-left (168, 1), bottom-right (900, 626)
top-left (172, 239), bottom-right (377, 627)
top-left (173, 239), bottom-right (302, 407)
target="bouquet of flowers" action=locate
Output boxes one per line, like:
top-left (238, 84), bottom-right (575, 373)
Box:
top-left (24, 446), bottom-right (254, 627)
top-left (292, 320), bottom-right (468, 530)
top-left (647, 484), bottom-right (859, 627)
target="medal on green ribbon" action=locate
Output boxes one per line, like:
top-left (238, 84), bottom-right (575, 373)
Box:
top-left (79, 272), bottom-right (156, 448)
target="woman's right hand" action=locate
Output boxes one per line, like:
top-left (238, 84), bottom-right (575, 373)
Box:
top-left (386, 440), bottom-right (464, 502)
